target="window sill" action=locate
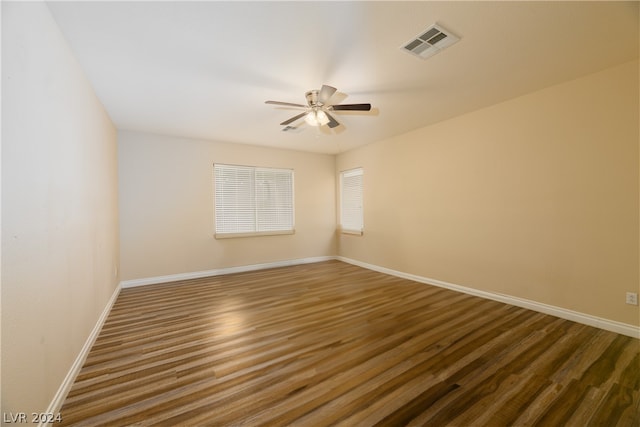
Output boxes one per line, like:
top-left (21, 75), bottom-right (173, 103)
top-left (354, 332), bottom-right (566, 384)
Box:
top-left (214, 230), bottom-right (295, 239)
top-left (340, 229), bottom-right (363, 236)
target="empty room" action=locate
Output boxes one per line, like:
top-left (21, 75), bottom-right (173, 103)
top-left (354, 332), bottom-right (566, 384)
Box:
top-left (2, 1), bottom-right (639, 426)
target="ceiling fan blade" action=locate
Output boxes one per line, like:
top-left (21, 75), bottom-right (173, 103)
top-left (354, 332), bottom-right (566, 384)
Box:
top-left (330, 103), bottom-right (372, 111)
top-left (324, 111), bottom-right (340, 129)
top-left (266, 100), bottom-right (307, 108)
top-left (318, 85), bottom-right (337, 105)
top-left (280, 112), bottom-right (308, 126)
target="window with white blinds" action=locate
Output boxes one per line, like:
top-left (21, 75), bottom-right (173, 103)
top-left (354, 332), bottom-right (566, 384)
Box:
top-left (214, 164), bottom-right (294, 238)
top-left (340, 168), bottom-right (363, 234)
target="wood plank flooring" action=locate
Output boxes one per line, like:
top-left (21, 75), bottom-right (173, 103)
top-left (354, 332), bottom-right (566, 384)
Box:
top-left (59, 260), bottom-right (639, 426)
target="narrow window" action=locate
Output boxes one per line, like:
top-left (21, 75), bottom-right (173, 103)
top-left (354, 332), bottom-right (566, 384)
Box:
top-left (214, 164), bottom-right (294, 238)
top-left (340, 168), bottom-right (363, 235)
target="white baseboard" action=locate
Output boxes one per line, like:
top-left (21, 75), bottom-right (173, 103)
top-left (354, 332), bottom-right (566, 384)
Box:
top-left (122, 255), bottom-right (639, 338)
top-left (120, 256), bottom-right (336, 288)
top-left (337, 256), bottom-right (640, 339)
top-left (40, 283), bottom-right (122, 427)
top-left (43, 254), bottom-right (637, 425)
top-left (122, 254), bottom-right (639, 338)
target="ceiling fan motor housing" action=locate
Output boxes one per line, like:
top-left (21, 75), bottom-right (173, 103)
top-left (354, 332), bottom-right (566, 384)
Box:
top-left (305, 90), bottom-right (321, 107)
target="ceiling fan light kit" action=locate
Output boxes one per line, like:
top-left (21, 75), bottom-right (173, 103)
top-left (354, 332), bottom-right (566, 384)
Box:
top-left (265, 84), bottom-right (372, 131)
top-left (305, 109), bottom-right (329, 127)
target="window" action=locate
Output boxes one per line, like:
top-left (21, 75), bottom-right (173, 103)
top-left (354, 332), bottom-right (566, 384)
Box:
top-left (214, 164), bottom-right (294, 238)
top-left (340, 167), bottom-right (363, 235)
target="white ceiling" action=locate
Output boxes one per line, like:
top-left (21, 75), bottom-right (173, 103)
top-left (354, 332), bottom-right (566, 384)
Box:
top-left (47, 1), bottom-right (639, 154)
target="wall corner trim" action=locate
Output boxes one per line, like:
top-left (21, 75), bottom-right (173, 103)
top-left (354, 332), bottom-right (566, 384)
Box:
top-left (337, 256), bottom-right (640, 339)
top-left (40, 284), bottom-right (122, 427)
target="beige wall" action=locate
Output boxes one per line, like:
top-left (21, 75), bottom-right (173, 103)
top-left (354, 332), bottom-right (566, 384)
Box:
top-left (2, 2), bottom-right (635, 419)
top-left (1, 2), bottom-right (119, 416)
top-left (337, 60), bottom-right (639, 327)
top-left (118, 131), bottom-right (337, 281)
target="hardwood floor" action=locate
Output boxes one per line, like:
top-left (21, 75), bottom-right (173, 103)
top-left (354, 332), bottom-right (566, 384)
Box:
top-left (59, 260), bottom-right (639, 426)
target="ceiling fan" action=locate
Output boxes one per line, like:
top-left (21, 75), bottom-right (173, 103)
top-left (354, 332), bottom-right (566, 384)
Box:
top-left (265, 84), bottom-right (371, 129)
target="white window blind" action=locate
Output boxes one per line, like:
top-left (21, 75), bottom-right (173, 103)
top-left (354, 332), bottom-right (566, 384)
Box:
top-left (214, 164), bottom-right (294, 237)
top-left (340, 168), bottom-right (363, 234)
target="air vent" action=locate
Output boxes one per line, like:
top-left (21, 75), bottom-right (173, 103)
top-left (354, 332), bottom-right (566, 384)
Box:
top-left (401, 23), bottom-right (460, 60)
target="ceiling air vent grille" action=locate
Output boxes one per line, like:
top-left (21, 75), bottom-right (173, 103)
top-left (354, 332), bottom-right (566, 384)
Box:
top-left (401, 23), bottom-right (460, 60)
